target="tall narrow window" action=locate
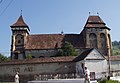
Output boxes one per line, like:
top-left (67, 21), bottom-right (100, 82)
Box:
top-left (100, 33), bottom-right (106, 48)
top-left (89, 33), bottom-right (97, 48)
top-left (15, 34), bottom-right (24, 45)
top-left (100, 33), bottom-right (107, 55)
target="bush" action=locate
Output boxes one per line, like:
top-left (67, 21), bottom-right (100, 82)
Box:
top-left (99, 79), bottom-right (120, 83)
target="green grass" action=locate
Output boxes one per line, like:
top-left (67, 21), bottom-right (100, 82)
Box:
top-left (99, 79), bottom-right (120, 83)
top-left (107, 80), bottom-right (120, 83)
top-left (112, 49), bottom-right (120, 55)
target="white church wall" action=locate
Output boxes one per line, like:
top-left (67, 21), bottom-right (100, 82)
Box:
top-left (86, 49), bottom-right (105, 59)
top-left (85, 59), bottom-right (107, 79)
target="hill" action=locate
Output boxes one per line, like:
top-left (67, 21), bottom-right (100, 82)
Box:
top-left (112, 41), bottom-right (120, 55)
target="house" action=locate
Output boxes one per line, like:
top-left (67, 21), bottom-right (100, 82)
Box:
top-left (74, 48), bottom-right (107, 79)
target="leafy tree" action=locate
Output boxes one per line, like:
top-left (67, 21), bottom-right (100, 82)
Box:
top-left (59, 41), bottom-right (78, 56)
top-left (26, 53), bottom-right (32, 59)
top-left (0, 53), bottom-right (8, 62)
top-left (112, 41), bottom-right (120, 55)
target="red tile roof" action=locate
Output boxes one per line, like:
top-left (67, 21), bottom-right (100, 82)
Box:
top-left (84, 15), bottom-right (110, 30)
top-left (25, 34), bottom-right (85, 50)
top-left (110, 56), bottom-right (120, 61)
top-left (0, 56), bottom-right (75, 65)
top-left (10, 15), bottom-right (28, 28)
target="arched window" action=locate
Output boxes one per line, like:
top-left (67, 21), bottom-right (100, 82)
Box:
top-left (89, 33), bottom-right (97, 48)
top-left (15, 34), bottom-right (24, 45)
top-left (100, 33), bottom-right (107, 55)
top-left (100, 33), bottom-right (106, 48)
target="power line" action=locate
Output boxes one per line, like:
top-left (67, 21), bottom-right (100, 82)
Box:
top-left (0, 0), bottom-right (14, 16)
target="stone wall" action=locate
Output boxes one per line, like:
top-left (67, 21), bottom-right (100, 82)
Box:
top-left (0, 61), bottom-right (76, 83)
top-left (110, 60), bottom-right (120, 76)
top-left (25, 49), bottom-right (58, 58)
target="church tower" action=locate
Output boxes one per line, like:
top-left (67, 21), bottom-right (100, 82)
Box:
top-left (10, 15), bottom-right (30, 60)
top-left (81, 15), bottom-right (112, 56)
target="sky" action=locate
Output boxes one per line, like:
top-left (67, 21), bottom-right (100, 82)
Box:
top-left (0, 0), bottom-right (120, 57)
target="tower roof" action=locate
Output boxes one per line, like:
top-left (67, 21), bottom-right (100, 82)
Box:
top-left (10, 15), bottom-right (29, 28)
top-left (84, 15), bottom-right (110, 30)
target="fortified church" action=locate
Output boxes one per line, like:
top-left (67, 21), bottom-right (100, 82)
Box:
top-left (0, 14), bottom-right (116, 83)
top-left (10, 15), bottom-right (112, 59)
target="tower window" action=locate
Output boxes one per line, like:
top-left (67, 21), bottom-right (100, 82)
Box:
top-left (89, 33), bottom-right (97, 48)
top-left (15, 34), bottom-right (24, 45)
top-left (18, 40), bottom-right (21, 44)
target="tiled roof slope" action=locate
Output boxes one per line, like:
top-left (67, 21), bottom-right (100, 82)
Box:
top-left (110, 56), bottom-right (120, 61)
top-left (0, 56), bottom-right (75, 65)
top-left (73, 48), bottom-right (93, 61)
top-left (10, 15), bottom-right (28, 28)
top-left (84, 16), bottom-right (110, 30)
top-left (25, 34), bottom-right (85, 50)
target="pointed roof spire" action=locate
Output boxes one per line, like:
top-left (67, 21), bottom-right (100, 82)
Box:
top-left (84, 15), bottom-right (110, 30)
top-left (11, 15), bottom-right (28, 27)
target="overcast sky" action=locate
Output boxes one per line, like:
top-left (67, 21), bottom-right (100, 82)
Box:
top-left (0, 0), bottom-right (120, 56)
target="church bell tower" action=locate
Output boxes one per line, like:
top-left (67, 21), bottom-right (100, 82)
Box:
top-left (10, 15), bottom-right (30, 60)
top-left (81, 15), bottom-right (112, 56)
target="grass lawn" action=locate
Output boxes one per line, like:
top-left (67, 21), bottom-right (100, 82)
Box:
top-left (99, 79), bottom-right (120, 83)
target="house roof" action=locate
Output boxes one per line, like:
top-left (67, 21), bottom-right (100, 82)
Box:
top-left (84, 15), bottom-right (110, 30)
top-left (0, 56), bottom-right (75, 65)
top-left (25, 34), bottom-right (85, 50)
top-left (10, 15), bottom-right (29, 29)
top-left (73, 48), bottom-right (93, 61)
top-left (73, 48), bottom-right (106, 62)
top-left (109, 56), bottom-right (120, 61)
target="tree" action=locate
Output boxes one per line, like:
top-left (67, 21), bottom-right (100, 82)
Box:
top-left (0, 53), bottom-right (8, 62)
top-left (26, 53), bottom-right (32, 59)
top-left (60, 41), bottom-right (78, 56)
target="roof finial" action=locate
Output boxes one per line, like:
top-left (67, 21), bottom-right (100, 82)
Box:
top-left (89, 12), bottom-right (91, 16)
top-left (20, 10), bottom-right (22, 16)
top-left (61, 29), bottom-right (64, 35)
top-left (97, 12), bottom-right (99, 15)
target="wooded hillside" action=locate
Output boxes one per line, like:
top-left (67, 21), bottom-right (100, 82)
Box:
top-left (112, 41), bottom-right (120, 55)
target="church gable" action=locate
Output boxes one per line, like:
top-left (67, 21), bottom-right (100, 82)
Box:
top-left (86, 49), bottom-right (105, 60)
top-left (73, 48), bottom-right (106, 62)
